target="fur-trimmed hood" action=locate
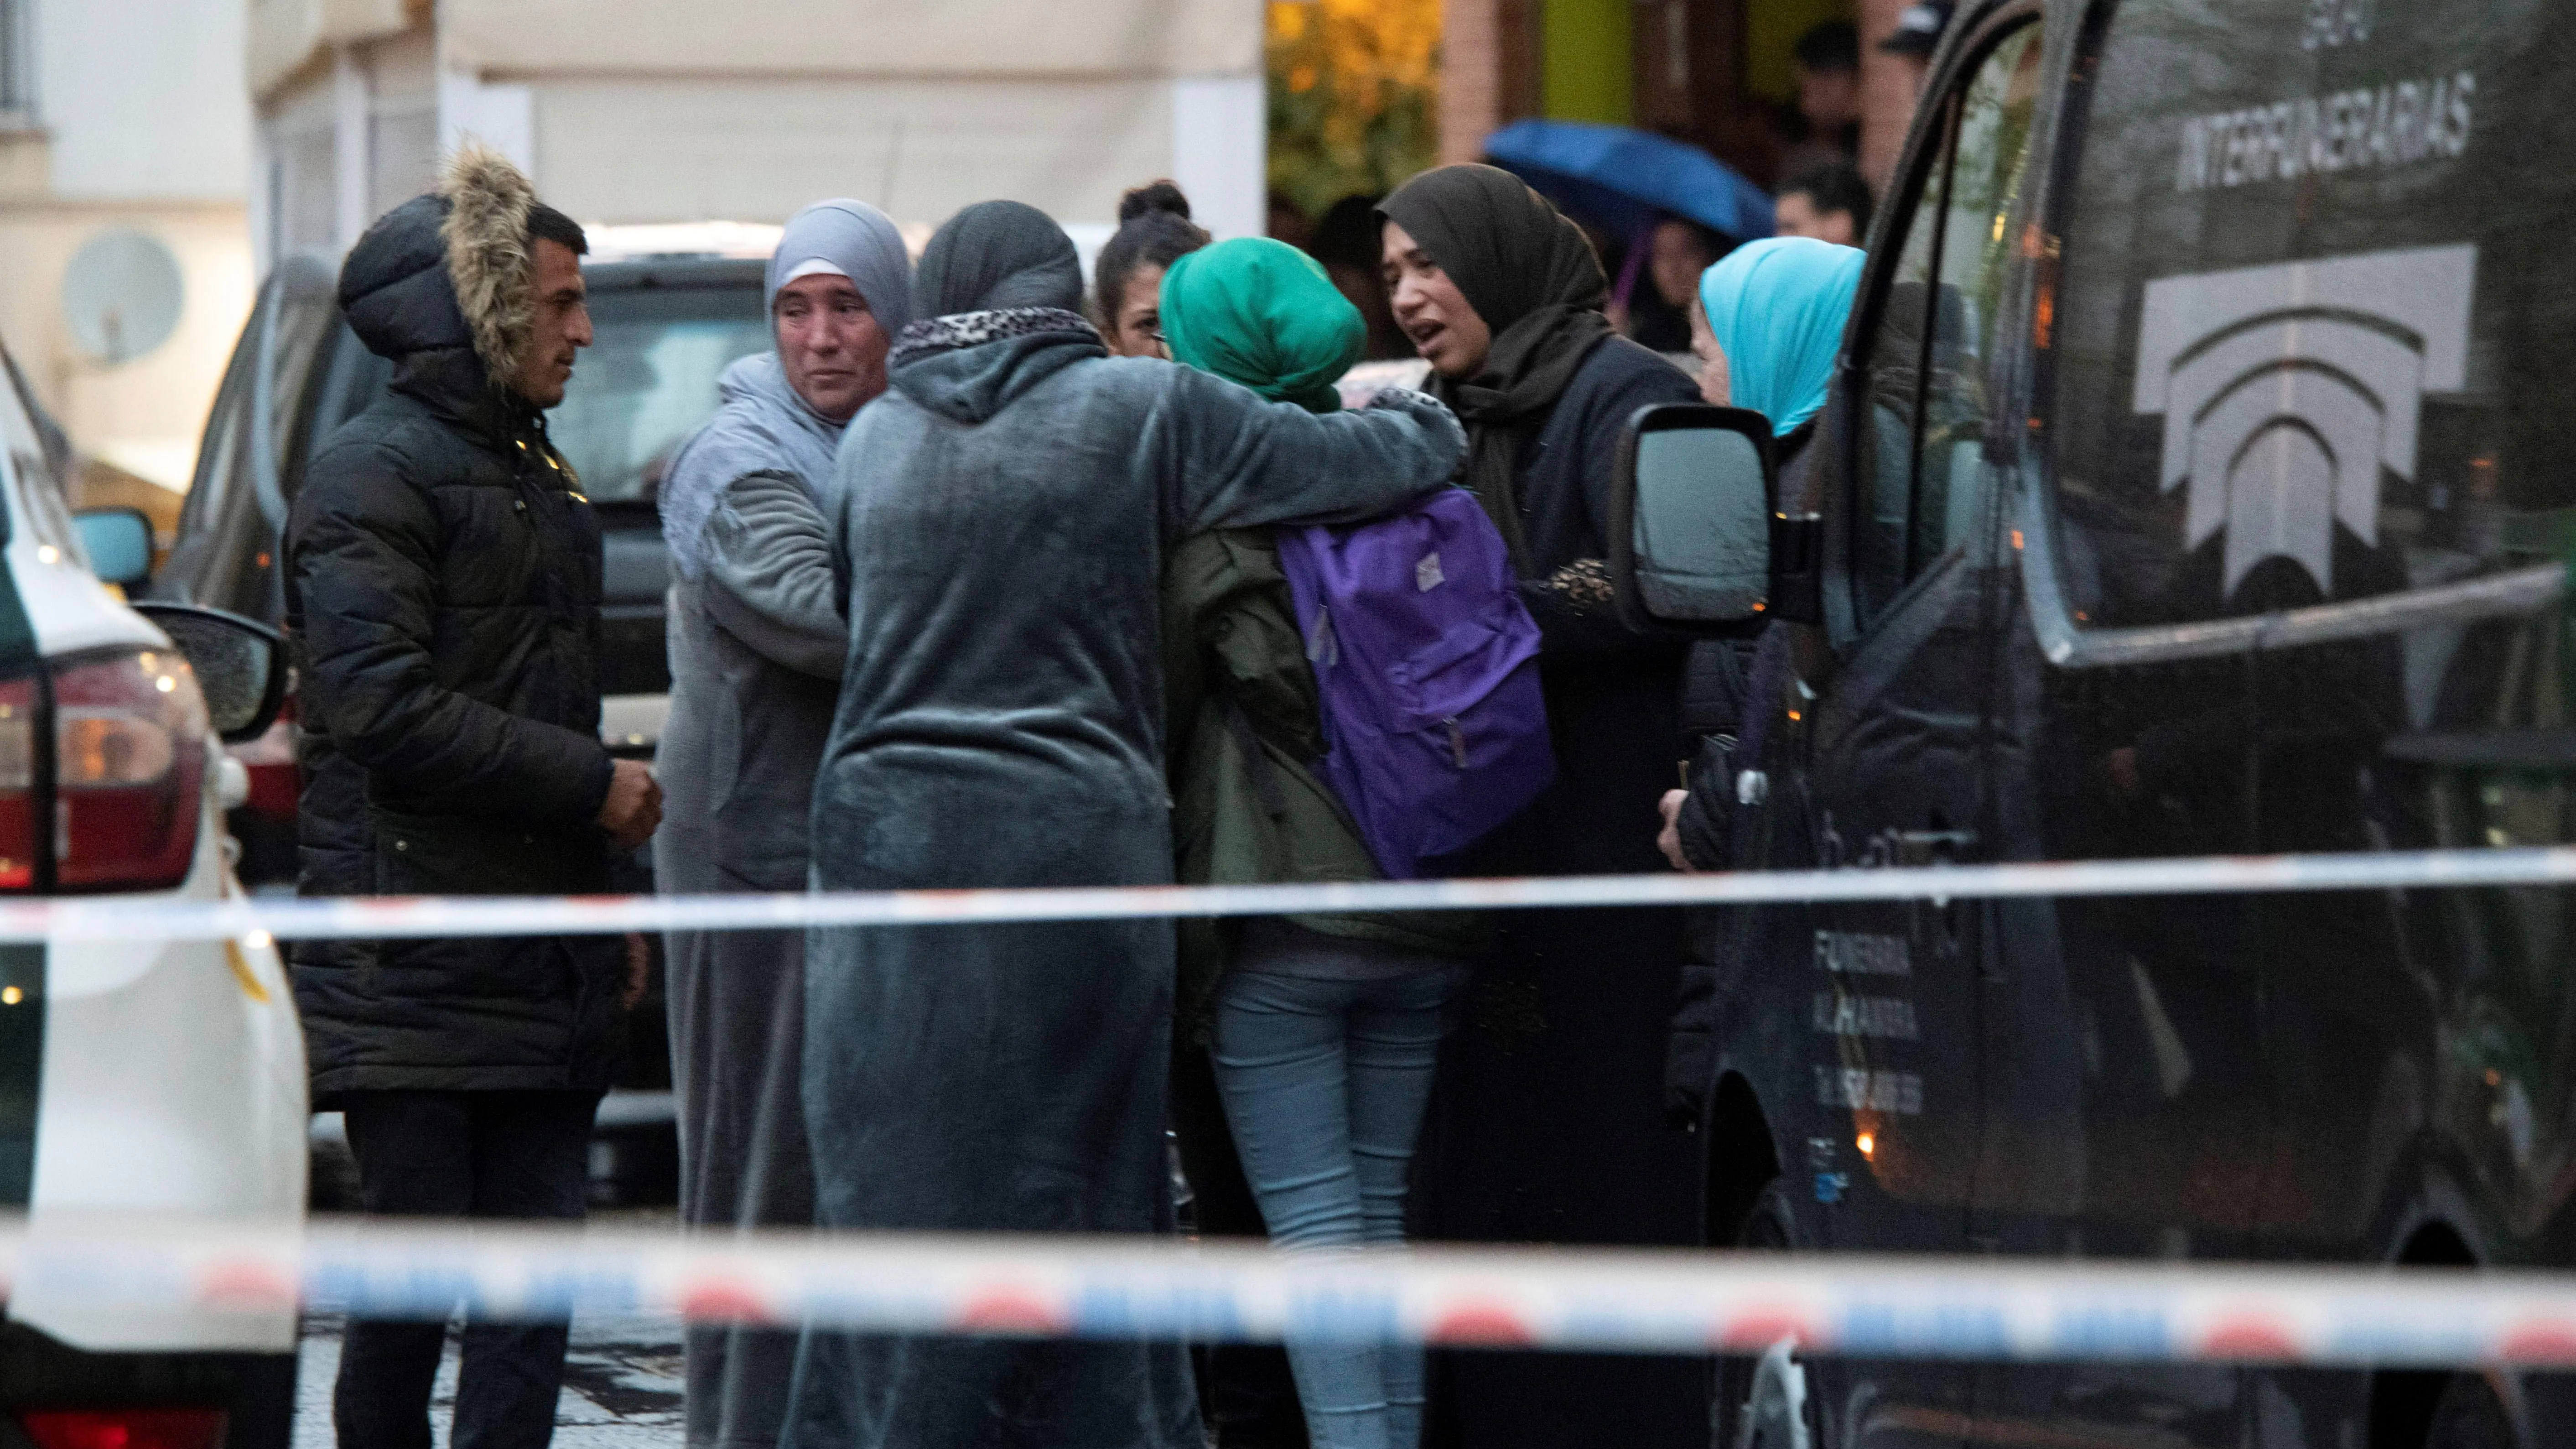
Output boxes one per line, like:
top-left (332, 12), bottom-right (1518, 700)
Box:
top-left (437, 145), bottom-right (538, 384)
top-left (336, 144), bottom-right (540, 385)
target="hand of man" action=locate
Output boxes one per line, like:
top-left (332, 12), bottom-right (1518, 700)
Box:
top-left (622, 933), bottom-right (651, 1010)
top-left (598, 758), bottom-right (662, 851)
top-left (1657, 789), bottom-right (1699, 874)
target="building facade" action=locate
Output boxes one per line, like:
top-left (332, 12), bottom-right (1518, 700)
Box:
top-left (0, 0), bottom-right (256, 510)
top-left (1438, 0), bottom-right (1920, 192)
top-left (248, 0), bottom-right (1271, 268)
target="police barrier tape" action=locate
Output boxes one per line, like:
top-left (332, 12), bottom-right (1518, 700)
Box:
top-left (16, 844), bottom-right (2576, 942)
top-left (6, 1215), bottom-right (2576, 1366)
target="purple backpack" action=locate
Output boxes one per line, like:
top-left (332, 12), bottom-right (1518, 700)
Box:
top-left (1276, 488), bottom-right (1555, 879)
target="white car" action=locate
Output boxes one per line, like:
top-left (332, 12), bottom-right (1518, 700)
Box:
top-left (0, 349), bottom-right (304, 1447)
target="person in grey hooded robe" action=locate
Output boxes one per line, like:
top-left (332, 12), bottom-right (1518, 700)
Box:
top-left (655, 197), bottom-right (913, 1449)
top-left (781, 201), bottom-right (1466, 1449)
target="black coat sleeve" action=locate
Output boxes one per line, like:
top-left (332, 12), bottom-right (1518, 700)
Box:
top-left (1662, 734), bottom-right (1736, 1123)
top-left (289, 444), bottom-right (615, 828)
top-left (1520, 348), bottom-right (1703, 655)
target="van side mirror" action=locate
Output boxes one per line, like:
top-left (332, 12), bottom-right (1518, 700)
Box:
top-left (74, 507), bottom-right (153, 590)
top-left (1610, 404), bottom-right (1794, 630)
top-left (132, 603), bottom-right (289, 744)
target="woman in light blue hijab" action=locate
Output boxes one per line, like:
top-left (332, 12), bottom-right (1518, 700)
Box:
top-left (1691, 234), bottom-right (1865, 436)
top-left (1657, 237), bottom-right (1865, 881)
top-left (655, 197), bottom-right (912, 1449)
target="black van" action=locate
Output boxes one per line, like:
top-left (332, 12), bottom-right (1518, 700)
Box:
top-left (155, 246), bottom-right (769, 883)
top-left (1618, 0), bottom-right (2576, 1445)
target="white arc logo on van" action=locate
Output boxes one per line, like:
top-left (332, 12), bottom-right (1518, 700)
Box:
top-left (2131, 244), bottom-right (2475, 596)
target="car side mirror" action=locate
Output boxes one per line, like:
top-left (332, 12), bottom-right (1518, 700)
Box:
top-left (74, 507), bottom-right (153, 590)
top-left (1610, 404), bottom-right (1811, 630)
top-left (132, 603), bottom-right (289, 744)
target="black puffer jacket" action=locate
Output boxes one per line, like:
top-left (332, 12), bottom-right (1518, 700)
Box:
top-left (285, 178), bottom-right (623, 1104)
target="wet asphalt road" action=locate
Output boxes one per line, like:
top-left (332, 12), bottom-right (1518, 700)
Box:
top-left (292, 1311), bottom-right (686, 1449)
top-left (290, 1207), bottom-right (685, 1449)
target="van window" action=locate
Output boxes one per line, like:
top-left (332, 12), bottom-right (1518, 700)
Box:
top-left (1852, 21), bottom-right (2044, 623)
top-left (0, 354), bottom-right (73, 559)
top-left (157, 270), bottom-right (339, 620)
top-left (2044, 0), bottom-right (2576, 629)
top-left (177, 276), bottom-right (336, 538)
top-left (548, 287), bottom-right (771, 505)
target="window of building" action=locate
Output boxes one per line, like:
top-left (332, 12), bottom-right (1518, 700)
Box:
top-left (0, 0), bottom-right (34, 127)
top-left (270, 123), bottom-right (338, 259)
top-left (368, 105), bottom-right (437, 220)
top-left (1849, 18), bottom-right (2044, 625)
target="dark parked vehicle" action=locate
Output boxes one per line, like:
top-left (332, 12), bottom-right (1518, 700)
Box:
top-left (1621, 0), bottom-right (2576, 1446)
top-left (160, 241), bottom-right (767, 882)
top-left (156, 241), bottom-right (769, 1195)
top-left (158, 243), bottom-right (769, 774)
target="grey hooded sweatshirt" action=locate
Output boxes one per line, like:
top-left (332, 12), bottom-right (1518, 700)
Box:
top-left (784, 203), bottom-right (1465, 1449)
top-left (654, 199), bottom-right (912, 1449)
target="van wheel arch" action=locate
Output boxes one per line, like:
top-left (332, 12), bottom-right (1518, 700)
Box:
top-left (1705, 1071), bottom-right (1782, 1246)
top-left (2365, 1219), bottom-right (2525, 1449)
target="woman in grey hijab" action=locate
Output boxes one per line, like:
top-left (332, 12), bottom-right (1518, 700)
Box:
top-left (782, 201), bottom-right (1466, 1449)
top-left (654, 197), bottom-right (911, 1449)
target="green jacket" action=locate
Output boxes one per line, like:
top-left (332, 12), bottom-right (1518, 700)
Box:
top-left (1162, 528), bottom-right (1487, 1023)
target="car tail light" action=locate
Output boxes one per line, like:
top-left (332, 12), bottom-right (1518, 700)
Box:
top-left (229, 692), bottom-right (300, 822)
top-left (53, 651), bottom-right (208, 892)
top-left (16, 1409), bottom-right (229, 1449)
top-left (0, 649), bottom-right (211, 895)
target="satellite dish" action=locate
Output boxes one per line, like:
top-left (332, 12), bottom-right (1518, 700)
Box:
top-left (61, 230), bottom-right (186, 367)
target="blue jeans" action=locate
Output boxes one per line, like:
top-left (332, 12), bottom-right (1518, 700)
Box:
top-left (1210, 960), bottom-right (1467, 1449)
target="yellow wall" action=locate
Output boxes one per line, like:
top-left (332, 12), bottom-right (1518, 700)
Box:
top-left (1540, 0), bottom-right (1631, 124)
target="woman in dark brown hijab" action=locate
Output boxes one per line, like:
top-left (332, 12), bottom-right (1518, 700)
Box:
top-left (1376, 165), bottom-right (1709, 1448)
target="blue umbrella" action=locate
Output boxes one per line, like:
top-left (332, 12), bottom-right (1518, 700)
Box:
top-left (1481, 119), bottom-right (1776, 244)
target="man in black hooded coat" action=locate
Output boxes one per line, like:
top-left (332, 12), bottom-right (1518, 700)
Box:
top-left (285, 145), bottom-right (662, 1449)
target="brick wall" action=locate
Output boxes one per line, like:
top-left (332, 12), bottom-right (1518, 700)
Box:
top-left (1438, 0), bottom-right (1538, 164)
top-left (1855, 0), bottom-right (1921, 193)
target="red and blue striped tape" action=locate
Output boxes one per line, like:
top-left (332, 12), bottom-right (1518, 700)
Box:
top-left (6, 1217), bottom-right (2574, 1366)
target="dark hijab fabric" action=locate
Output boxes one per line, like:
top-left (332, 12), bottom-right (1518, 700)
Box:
top-left (1378, 165), bottom-right (1615, 565)
top-left (913, 200), bottom-right (1085, 317)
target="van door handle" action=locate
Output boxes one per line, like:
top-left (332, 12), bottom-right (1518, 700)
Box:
top-left (1892, 829), bottom-right (1978, 867)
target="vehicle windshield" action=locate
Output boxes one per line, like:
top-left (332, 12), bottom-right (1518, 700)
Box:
top-left (548, 286), bottom-right (771, 506)
top-left (0, 348), bottom-right (78, 563)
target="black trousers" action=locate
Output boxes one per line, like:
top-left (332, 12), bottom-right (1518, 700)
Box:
top-left (334, 1089), bottom-right (601, 1449)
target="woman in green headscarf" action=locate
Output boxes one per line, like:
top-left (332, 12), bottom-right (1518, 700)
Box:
top-left (1158, 236), bottom-right (1483, 1449)
top-left (791, 204), bottom-right (1465, 1449)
